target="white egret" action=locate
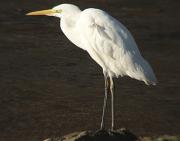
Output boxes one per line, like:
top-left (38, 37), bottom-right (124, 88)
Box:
top-left (27, 4), bottom-right (157, 130)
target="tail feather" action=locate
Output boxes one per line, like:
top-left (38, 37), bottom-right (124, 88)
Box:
top-left (139, 60), bottom-right (157, 86)
top-left (126, 57), bottom-right (157, 86)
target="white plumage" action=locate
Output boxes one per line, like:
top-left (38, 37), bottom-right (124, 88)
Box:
top-left (27, 4), bottom-right (157, 130)
top-left (58, 4), bottom-right (157, 85)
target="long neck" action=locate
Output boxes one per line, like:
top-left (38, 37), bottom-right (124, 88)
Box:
top-left (60, 12), bottom-right (86, 50)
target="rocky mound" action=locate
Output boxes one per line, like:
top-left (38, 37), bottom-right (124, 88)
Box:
top-left (44, 128), bottom-right (137, 141)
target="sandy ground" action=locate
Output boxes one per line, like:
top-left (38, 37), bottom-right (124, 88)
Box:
top-left (0, 0), bottom-right (180, 141)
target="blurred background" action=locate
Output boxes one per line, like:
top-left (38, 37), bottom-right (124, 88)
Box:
top-left (0, 0), bottom-right (180, 141)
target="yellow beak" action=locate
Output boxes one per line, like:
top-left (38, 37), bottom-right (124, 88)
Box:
top-left (26, 9), bottom-right (61, 16)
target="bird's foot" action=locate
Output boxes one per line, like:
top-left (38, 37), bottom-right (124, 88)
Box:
top-left (94, 128), bottom-right (109, 137)
top-left (97, 127), bottom-right (106, 133)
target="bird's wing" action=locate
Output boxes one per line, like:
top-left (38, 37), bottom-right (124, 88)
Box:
top-left (77, 9), bottom-right (157, 84)
top-left (78, 9), bottom-right (141, 60)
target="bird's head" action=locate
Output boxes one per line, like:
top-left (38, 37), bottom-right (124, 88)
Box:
top-left (26, 4), bottom-right (81, 18)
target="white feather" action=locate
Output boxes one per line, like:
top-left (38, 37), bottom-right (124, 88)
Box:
top-left (56, 4), bottom-right (157, 85)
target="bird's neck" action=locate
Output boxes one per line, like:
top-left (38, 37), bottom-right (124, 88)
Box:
top-left (61, 14), bottom-right (78, 28)
top-left (60, 13), bottom-right (85, 49)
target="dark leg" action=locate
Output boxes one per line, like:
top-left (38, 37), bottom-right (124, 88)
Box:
top-left (110, 76), bottom-right (115, 130)
top-left (100, 73), bottom-right (109, 130)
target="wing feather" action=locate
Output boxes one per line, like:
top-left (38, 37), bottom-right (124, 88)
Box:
top-left (77, 8), bottom-right (157, 84)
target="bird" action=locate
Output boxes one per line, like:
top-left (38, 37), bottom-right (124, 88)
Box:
top-left (26, 4), bottom-right (157, 130)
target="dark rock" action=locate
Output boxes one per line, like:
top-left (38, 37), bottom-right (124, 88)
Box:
top-left (43, 128), bottom-right (138, 141)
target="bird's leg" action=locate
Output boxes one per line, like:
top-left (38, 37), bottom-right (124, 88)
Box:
top-left (110, 76), bottom-right (115, 131)
top-left (100, 74), bottom-right (109, 130)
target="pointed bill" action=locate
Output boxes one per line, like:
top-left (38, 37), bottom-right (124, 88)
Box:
top-left (26, 9), bottom-right (59, 16)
